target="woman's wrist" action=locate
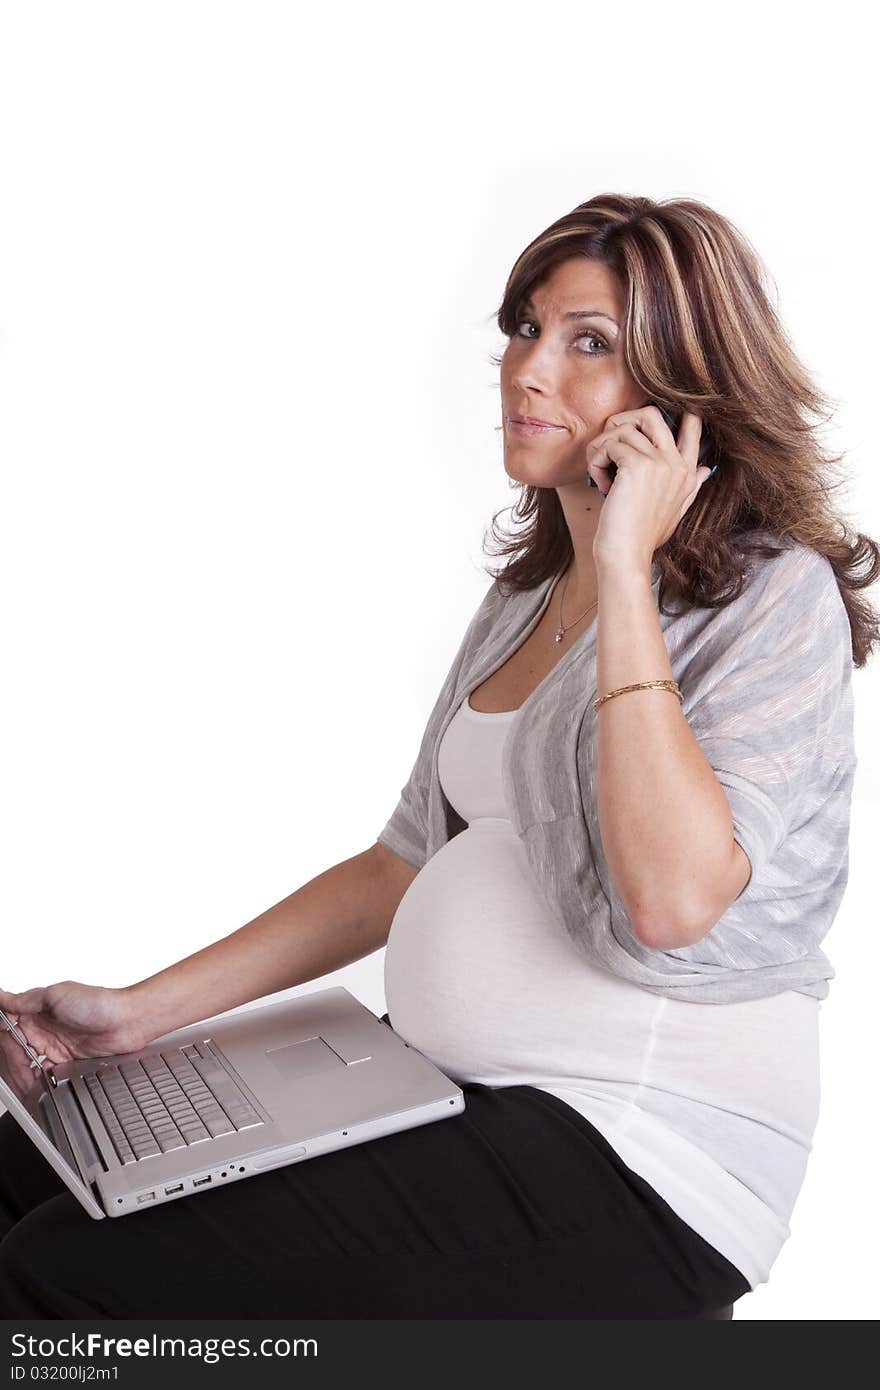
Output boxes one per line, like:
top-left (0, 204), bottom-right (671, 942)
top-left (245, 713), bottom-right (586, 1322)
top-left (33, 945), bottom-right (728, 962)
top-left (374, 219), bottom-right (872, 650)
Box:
top-left (118, 976), bottom-right (181, 1048)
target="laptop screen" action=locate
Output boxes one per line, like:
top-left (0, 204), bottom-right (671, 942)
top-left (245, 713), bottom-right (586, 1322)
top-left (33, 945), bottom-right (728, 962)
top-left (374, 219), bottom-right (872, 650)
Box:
top-left (0, 1010), bottom-right (108, 1219)
top-left (0, 1008), bottom-right (78, 1167)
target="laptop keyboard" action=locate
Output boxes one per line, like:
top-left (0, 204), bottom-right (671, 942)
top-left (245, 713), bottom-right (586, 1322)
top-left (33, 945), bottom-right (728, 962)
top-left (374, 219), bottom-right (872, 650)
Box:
top-left (83, 1043), bottom-right (264, 1165)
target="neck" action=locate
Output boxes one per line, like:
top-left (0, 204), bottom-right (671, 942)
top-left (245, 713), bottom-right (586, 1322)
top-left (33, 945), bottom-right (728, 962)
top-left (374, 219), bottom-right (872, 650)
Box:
top-left (560, 557), bottom-right (598, 607)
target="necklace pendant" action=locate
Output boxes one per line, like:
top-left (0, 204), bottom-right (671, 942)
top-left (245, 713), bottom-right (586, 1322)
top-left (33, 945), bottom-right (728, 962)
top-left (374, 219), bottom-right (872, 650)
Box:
top-left (554, 629), bottom-right (564, 643)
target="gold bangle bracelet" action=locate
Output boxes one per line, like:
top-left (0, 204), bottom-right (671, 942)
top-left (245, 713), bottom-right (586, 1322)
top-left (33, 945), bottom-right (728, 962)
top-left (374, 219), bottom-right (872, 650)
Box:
top-left (593, 679), bottom-right (683, 713)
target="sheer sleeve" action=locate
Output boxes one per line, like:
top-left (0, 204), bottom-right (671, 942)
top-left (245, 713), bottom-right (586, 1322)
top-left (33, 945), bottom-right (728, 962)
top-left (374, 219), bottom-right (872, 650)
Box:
top-left (376, 580), bottom-right (501, 870)
top-left (680, 546), bottom-right (854, 886)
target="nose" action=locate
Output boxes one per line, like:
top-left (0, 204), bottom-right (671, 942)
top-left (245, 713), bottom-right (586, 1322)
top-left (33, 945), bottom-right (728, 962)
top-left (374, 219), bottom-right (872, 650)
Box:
top-left (508, 338), bottom-right (560, 398)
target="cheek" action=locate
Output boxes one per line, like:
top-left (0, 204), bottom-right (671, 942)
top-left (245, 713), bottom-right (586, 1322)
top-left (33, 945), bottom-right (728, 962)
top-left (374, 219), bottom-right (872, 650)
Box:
top-left (572, 371), bottom-right (636, 423)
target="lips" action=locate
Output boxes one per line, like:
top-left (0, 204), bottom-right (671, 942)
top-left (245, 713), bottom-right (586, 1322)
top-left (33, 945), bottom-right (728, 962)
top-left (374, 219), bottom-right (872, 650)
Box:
top-left (507, 414), bottom-right (567, 437)
top-left (510, 413), bottom-right (564, 428)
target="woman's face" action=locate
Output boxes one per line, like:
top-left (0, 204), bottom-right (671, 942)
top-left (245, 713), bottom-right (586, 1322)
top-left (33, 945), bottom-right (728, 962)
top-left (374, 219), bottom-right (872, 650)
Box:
top-left (500, 256), bottom-right (647, 490)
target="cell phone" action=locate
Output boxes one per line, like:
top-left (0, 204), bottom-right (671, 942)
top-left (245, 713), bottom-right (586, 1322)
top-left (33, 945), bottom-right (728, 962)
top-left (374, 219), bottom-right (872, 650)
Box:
top-left (588, 404), bottom-right (715, 490)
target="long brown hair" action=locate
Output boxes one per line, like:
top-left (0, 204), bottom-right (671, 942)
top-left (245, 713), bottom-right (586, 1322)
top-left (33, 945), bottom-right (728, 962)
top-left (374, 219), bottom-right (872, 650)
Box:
top-left (484, 194), bottom-right (880, 668)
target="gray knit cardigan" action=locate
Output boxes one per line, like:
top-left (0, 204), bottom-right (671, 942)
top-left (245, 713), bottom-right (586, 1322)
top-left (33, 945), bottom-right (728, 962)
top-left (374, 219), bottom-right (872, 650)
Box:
top-left (377, 534), bottom-right (857, 1004)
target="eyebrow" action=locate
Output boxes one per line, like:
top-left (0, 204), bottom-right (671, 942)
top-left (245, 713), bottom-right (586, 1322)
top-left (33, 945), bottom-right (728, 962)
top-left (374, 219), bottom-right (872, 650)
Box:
top-left (522, 297), bottom-right (619, 328)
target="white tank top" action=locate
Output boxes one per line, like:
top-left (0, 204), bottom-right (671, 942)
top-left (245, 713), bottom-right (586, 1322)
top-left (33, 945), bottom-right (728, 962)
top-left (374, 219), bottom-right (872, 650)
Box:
top-left (383, 691), bottom-right (822, 1291)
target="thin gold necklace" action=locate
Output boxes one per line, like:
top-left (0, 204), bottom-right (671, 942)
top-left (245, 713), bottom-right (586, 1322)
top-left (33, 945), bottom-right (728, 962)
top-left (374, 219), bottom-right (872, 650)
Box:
top-left (554, 567), bottom-right (598, 644)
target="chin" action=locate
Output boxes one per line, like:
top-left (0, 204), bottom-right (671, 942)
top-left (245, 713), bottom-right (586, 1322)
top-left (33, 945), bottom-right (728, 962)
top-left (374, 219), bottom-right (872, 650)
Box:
top-left (503, 458), bottom-right (583, 488)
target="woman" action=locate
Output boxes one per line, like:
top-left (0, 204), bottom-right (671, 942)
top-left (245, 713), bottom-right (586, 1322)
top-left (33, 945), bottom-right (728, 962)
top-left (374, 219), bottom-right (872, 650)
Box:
top-left (1, 193), bottom-right (877, 1319)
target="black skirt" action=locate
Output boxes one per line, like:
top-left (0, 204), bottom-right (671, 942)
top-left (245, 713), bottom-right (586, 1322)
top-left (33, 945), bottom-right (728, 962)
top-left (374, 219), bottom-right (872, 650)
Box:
top-left (0, 1015), bottom-right (750, 1319)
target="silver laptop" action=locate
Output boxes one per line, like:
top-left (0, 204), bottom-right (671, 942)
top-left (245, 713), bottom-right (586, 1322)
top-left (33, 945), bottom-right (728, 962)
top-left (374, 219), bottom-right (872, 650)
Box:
top-left (0, 987), bottom-right (465, 1219)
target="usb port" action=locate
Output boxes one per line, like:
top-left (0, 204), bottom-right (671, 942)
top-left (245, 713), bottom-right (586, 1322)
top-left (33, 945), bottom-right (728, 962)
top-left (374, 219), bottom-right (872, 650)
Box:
top-left (136, 1191), bottom-right (156, 1204)
top-left (164, 1183), bottom-right (184, 1195)
top-left (193, 1175), bottom-right (212, 1187)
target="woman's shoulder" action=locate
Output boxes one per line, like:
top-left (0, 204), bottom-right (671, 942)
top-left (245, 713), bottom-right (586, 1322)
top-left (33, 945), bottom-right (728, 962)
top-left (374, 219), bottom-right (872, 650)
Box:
top-left (740, 526), bottom-right (830, 569)
top-left (676, 532), bottom-right (846, 674)
top-left (721, 530), bottom-right (837, 613)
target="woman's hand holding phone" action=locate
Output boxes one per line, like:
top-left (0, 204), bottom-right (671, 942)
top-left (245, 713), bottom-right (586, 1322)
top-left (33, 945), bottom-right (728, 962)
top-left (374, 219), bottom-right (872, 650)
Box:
top-left (586, 405), bottom-right (715, 572)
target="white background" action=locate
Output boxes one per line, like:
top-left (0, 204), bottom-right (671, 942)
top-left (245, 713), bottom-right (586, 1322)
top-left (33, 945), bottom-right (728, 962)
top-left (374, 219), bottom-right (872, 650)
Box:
top-left (1, 0), bottom-right (877, 1321)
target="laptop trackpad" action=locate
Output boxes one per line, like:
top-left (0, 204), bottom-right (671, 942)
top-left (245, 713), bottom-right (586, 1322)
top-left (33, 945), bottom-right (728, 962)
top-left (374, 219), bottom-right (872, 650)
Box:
top-left (264, 1036), bottom-right (346, 1081)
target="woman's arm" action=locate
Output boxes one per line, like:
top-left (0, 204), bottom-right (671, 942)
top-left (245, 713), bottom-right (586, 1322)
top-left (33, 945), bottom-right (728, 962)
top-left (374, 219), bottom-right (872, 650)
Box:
top-left (122, 843), bottom-right (418, 1042)
top-left (594, 561), bottom-right (750, 950)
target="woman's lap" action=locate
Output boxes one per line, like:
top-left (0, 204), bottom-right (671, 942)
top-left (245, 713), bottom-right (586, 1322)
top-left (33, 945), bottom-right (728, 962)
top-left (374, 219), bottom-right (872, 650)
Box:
top-left (0, 1082), bottom-right (750, 1318)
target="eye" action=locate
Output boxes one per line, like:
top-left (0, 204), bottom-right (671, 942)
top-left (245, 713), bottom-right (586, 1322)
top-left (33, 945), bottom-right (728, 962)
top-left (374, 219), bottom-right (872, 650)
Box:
top-left (573, 329), bottom-right (609, 356)
top-left (511, 319), bottom-right (609, 356)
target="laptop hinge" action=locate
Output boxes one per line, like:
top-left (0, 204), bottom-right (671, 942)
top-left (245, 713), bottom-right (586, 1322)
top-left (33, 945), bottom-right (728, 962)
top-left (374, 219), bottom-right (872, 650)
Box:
top-left (48, 1078), bottom-right (107, 1179)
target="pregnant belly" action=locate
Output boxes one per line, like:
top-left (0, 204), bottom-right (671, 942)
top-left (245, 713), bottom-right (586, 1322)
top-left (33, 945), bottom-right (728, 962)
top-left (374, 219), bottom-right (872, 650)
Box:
top-left (382, 822), bottom-right (661, 1084)
top-left (381, 824), bottom-right (821, 1145)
